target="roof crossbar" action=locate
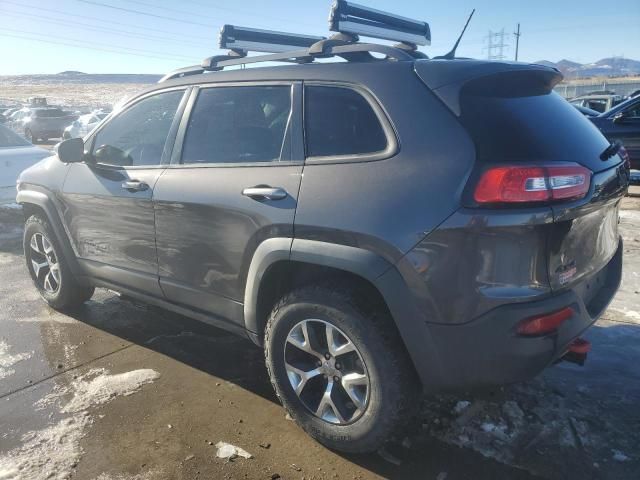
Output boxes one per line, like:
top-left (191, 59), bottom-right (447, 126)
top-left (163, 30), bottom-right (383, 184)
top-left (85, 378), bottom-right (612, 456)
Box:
top-left (159, 41), bottom-right (416, 83)
top-left (329, 0), bottom-right (430, 47)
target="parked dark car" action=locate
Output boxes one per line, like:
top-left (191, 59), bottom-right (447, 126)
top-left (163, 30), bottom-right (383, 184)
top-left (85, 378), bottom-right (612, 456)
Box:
top-left (13, 107), bottom-right (78, 143)
top-left (15, 3), bottom-right (629, 453)
top-left (569, 93), bottom-right (625, 113)
top-left (573, 104), bottom-right (600, 117)
top-left (590, 95), bottom-right (640, 170)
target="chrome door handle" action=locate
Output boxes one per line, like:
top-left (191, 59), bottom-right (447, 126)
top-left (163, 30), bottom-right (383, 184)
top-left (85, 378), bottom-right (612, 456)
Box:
top-left (242, 186), bottom-right (287, 200)
top-left (121, 180), bottom-right (149, 192)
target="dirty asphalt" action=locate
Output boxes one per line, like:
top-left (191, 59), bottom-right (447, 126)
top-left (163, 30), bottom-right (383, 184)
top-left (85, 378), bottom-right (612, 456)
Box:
top-left (0, 197), bottom-right (638, 480)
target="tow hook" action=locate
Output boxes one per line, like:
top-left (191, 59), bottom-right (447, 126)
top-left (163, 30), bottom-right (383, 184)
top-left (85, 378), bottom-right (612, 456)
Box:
top-left (562, 337), bottom-right (591, 366)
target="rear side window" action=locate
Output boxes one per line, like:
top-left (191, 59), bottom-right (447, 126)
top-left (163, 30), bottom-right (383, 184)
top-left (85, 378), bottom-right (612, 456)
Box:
top-left (181, 86), bottom-right (291, 164)
top-left (460, 89), bottom-right (610, 168)
top-left (304, 86), bottom-right (387, 158)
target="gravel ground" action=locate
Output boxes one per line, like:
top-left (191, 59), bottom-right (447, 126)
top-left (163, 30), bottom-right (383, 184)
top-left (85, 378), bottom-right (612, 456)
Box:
top-left (0, 198), bottom-right (638, 480)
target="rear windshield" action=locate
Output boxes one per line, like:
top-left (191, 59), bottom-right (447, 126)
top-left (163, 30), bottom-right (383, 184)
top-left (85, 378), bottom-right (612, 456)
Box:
top-left (0, 125), bottom-right (31, 147)
top-left (460, 90), bottom-right (611, 168)
top-left (35, 109), bottom-right (66, 118)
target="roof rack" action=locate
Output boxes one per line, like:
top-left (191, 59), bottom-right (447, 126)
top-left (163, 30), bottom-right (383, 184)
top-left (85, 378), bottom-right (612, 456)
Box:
top-left (329, 0), bottom-right (430, 49)
top-left (158, 1), bottom-right (430, 83)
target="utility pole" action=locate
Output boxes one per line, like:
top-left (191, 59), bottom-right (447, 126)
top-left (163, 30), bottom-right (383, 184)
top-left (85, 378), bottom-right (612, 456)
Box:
top-left (483, 29), bottom-right (508, 60)
top-left (514, 23), bottom-right (521, 61)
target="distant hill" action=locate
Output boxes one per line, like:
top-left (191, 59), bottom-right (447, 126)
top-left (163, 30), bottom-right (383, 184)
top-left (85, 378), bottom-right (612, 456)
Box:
top-left (534, 57), bottom-right (640, 78)
top-left (0, 73), bottom-right (163, 86)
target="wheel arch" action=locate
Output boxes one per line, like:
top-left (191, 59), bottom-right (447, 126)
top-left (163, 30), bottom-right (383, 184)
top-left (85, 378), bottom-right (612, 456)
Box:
top-left (244, 237), bottom-right (446, 390)
top-left (18, 189), bottom-right (83, 277)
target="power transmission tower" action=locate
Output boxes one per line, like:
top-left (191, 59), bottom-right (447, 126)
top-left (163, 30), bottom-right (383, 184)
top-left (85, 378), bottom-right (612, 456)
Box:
top-left (514, 23), bottom-right (521, 61)
top-left (483, 28), bottom-right (508, 60)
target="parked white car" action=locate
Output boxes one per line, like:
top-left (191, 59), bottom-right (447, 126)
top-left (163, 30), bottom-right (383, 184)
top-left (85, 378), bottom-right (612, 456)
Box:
top-left (0, 124), bottom-right (50, 203)
top-left (62, 111), bottom-right (109, 139)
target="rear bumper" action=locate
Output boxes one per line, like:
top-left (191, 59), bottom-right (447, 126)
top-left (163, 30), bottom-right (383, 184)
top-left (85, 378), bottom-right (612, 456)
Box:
top-left (419, 238), bottom-right (622, 391)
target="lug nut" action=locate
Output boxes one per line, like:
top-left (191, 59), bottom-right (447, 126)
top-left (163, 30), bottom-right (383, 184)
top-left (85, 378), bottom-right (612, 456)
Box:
top-left (316, 360), bottom-right (322, 367)
top-left (333, 376), bottom-right (340, 382)
top-left (324, 353), bottom-right (331, 360)
top-left (335, 363), bottom-right (341, 370)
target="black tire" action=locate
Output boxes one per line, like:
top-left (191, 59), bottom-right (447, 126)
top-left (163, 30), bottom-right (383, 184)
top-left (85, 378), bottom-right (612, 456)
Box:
top-left (24, 128), bottom-right (36, 144)
top-left (265, 284), bottom-right (418, 453)
top-left (24, 215), bottom-right (94, 310)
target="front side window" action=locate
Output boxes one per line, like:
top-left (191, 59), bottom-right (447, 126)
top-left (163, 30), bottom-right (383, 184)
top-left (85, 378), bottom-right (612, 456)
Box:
top-left (181, 86), bottom-right (292, 164)
top-left (92, 90), bottom-right (184, 167)
top-left (304, 86), bottom-right (388, 158)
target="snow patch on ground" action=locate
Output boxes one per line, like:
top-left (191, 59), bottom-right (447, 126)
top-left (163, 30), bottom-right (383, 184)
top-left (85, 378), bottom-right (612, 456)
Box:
top-left (0, 368), bottom-right (159, 480)
top-left (17, 314), bottom-right (77, 325)
top-left (0, 415), bottom-right (90, 480)
top-left (92, 469), bottom-right (164, 480)
top-left (0, 340), bottom-right (32, 380)
top-left (609, 308), bottom-right (640, 322)
top-left (619, 209), bottom-right (640, 221)
top-left (61, 368), bottom-right (159, 413)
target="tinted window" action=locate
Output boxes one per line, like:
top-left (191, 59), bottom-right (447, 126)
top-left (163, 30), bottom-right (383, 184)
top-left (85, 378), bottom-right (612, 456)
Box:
top-left (623, 100), bottom-right (640, 119)
top-left (181, 86), bottom-right (291, 164)
top-left (304, 86), bottom-right (387, 157)
top-left (460, 90), bottom-right (611, 170)
top-left (92, 90), bottom-right (184, 167)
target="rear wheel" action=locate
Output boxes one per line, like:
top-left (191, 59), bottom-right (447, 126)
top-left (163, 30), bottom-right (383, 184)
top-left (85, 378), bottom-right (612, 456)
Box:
top-left (265, 284), bottom-right (418, 453)
top-left (24, 128), bottom-right (36, 143)
top-left (24, 215), bottom-right (94, 309)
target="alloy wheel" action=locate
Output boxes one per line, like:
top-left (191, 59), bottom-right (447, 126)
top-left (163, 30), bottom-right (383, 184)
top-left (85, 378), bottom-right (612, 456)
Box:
top-left (29, 232), bottom-right (61, 294)
top-left (284, 319), bottom-right (370, 424)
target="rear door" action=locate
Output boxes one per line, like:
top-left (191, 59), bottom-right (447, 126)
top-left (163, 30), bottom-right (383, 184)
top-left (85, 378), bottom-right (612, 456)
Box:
top-left (62, 88), bottom-right (189, 295)
top-left (153, 82), bottom-right (303, 327)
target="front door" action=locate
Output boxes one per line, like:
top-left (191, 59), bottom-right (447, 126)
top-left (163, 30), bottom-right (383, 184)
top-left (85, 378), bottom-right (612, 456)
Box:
top-left (154, 83), bottom-right (303, 326)
top-left (62, 88), bottom-right (188, 295)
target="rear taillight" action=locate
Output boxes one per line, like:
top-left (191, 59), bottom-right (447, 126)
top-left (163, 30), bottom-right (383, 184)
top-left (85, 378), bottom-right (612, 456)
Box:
top-left (516, 306), bottom-right (574, 336)
top-left (474, 163), bottom-right (591, 204)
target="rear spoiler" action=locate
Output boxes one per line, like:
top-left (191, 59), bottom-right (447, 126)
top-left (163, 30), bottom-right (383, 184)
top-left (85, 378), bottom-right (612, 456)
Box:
top-left (414, 59), bottom-right (563, 116)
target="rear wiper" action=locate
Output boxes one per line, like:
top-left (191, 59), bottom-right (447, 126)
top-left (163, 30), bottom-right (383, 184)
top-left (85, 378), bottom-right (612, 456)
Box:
top-left (600, 141), bottom-right (622, 161)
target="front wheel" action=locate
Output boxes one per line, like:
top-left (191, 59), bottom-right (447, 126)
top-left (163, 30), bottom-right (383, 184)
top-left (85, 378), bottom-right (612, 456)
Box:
top-left (24, 128), bottom-right (36, 143)
top-left (24, 215), bottom-right (94, 309)
top-left (265, 284), bottom-right (418, 453)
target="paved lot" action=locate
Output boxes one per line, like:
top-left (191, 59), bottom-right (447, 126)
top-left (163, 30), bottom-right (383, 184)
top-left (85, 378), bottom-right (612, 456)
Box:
top-left (0, 199), bottom-right (638, 480)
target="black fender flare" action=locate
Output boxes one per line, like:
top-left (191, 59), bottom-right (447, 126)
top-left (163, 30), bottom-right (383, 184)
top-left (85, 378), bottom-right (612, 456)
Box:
top-left (243, 238), bottom-right (444, 390)
top-left (17, 189), bottom-right (83, 277)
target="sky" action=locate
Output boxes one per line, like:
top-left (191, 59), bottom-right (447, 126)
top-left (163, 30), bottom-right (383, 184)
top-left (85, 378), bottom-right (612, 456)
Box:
top-left (0, 0), bottom-right (639, 75)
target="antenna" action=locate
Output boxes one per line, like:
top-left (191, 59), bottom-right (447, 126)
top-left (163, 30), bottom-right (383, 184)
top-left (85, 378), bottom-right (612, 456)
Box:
top-left (434, 9), bottom-right (475, 60)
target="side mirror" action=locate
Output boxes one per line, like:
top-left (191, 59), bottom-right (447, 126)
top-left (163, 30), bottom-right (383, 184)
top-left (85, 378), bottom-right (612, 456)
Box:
top-left (57, 138), bottom-right (85, 163)
top-left (613, 112), bottom-right (628, 124)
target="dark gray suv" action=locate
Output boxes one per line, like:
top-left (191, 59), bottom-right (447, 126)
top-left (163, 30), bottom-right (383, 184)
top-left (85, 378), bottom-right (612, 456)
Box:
top-left (16, 3), bottom-right (629, 453)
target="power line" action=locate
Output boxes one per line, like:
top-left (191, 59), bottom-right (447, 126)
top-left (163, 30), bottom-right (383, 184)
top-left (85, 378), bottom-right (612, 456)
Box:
top-left (0, 0), bottom-right (211, 41)
top-left (179, 0), bottom-right (320, 30)
top-left (0, 32), bottom-right (188, 63)
top-left (2, 27), bottom-right (194, 62)
top-left (1, 10), bottom-right (209, 49)
top-left (76, 0), bottom-right (213, 28)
